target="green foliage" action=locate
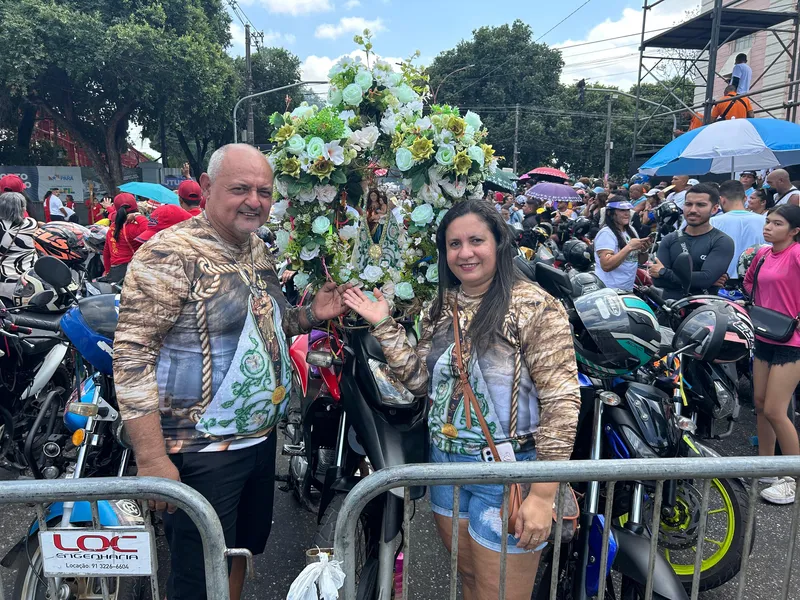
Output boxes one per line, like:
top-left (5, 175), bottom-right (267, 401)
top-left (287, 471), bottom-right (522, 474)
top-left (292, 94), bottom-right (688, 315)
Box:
top-left (0, 0), bottom-right (235, 192)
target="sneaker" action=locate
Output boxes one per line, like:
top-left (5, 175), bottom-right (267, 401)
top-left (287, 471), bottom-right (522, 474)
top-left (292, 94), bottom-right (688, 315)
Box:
top-left (759, 476), bottom-right (781, 484)
top-left (760, 478), bottom-right (796, 505)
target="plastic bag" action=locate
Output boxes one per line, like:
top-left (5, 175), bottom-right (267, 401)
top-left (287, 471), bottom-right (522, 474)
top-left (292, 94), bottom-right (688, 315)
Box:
top-left (286, 551), bottom-right (346, 600)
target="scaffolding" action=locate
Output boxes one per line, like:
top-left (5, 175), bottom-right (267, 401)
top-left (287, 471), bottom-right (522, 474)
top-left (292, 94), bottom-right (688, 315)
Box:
top-left (631, 0), bottom-right (800, 168)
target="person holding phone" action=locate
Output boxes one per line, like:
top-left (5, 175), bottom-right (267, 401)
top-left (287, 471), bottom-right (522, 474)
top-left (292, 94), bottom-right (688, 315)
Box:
top-left (593, 198), bottom-right (651, 291)
top-left (342, 199), bottom-right (581, 600)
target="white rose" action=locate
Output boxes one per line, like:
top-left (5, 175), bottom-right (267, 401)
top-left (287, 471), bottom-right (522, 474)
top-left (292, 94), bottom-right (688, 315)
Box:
top-left (270, 199), bottom-right (289, 220)
top-left (300, 244), bottom-right (320, 261)
top-left (274, 177), bottom-right (288, 198)
top-left (315, 184), bottom-right (338, 204)
top-left (348, 126), bottom-right (380, 151)
top-left (362, 265), bottom-right (383, 283)
top-left (297, 187), bottom-right (316, 203)
top-left (415, 116), bottom-right (432, 130)
top-left (380, 110), bottom-right (398, 135)
top-left (441, 178), bottom-right (467, 198)
top-left (338, 225), bottom-right (358, 241)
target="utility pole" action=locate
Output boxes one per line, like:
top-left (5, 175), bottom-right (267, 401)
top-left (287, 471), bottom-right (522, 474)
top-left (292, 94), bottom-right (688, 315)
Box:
top-left (513, 103), bottom-right (520, 173)
top-left (245, 24), bottom-right (255, 145)
top-left (604, 94), bottom-right (617, 182)
top-left (160, 112), bottom-right (167, 169)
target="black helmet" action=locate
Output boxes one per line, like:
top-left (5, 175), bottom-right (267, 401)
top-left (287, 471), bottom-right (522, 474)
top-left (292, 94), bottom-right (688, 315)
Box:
top-left (572, 289), bottom-right (660, 376)
top-left (563, 239), bottom-right (592, 271)
top-left (572, 217), bottom-right (593, 239)
top-left (673, 300), bottom-right (754, 363)
top-left (654, 201), bottom-right (682, 228)
top-left (569, 270), bottom-right (605, 298)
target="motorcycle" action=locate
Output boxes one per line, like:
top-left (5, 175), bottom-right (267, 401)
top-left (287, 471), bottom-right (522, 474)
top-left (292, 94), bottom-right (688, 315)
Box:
top-left (534, 259), bottom-right (750, 596)
top-left (278, 314), bottom-right (428, 598)
top-left (1, 256), bottom-right (148, 600)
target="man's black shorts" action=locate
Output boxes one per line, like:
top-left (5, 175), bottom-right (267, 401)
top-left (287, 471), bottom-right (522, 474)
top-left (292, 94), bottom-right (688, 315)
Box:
top-left (163, 433), bottom-right (277, 600)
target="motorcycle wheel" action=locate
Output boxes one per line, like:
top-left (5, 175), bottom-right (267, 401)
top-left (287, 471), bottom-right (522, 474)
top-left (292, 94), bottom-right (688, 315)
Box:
top-left (313, 493), bottom-right (381, 600)
top-left (618, 477), bottom-right (750, 592)
top-left (13, 532), bottom-right (149, 600)
top-left (619, 576), bottom-right (668, 600)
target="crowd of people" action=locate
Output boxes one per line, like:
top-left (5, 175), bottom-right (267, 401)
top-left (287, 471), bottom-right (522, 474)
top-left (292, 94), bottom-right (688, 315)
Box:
top-left (3, 146), bottom-right (800, 599)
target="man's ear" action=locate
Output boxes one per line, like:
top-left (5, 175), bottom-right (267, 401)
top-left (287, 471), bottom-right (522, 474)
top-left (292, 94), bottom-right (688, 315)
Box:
top-left (199, 173), bottom-right (211, 200)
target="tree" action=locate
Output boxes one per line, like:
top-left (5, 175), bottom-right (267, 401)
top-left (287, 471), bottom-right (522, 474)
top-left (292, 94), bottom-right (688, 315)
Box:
top-left (0, 0), bottom-right (231, 193)
top-left (427, 20), bottom-right (564, 173)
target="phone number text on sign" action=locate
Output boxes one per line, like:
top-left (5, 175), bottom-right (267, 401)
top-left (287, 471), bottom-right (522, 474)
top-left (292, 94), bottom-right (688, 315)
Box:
top-left (39, 530), bottom-right (153, 577)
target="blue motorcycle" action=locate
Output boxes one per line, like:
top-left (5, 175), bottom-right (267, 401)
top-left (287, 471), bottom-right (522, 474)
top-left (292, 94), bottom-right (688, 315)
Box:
top-left (1, 257), bottom-right (150, 600)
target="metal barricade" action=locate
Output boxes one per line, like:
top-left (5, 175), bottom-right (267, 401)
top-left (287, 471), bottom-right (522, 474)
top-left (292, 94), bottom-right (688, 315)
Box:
top-left (334, 456), bottom-right (800, 600)
top-left (0, 476), bottom-right (252, 600)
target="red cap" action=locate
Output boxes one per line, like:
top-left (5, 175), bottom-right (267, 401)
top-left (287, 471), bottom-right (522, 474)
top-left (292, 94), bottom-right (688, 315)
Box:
top-left (113, 192), bottom-right (136, 211)
top-left (494, 191), bottom-right (504, 203)
top-left (177, 180), bottom-right (202, 202)
top-left (134, 204), bottom-right (191, 245)
top-left (0, 174), bottom-right (26, 193)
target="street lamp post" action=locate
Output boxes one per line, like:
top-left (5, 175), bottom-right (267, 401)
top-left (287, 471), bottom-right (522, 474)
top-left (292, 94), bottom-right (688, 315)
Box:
top-left (232, 81), bottom-right (328, 144)
top-left (432, 65), bottom-right (475, 104)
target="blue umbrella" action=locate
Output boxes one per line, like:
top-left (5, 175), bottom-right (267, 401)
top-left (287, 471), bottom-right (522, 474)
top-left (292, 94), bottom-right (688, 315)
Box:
top-left (119, 182), bottom-right (179, 205)
top-left (639, 118), bottom-right (800, 176)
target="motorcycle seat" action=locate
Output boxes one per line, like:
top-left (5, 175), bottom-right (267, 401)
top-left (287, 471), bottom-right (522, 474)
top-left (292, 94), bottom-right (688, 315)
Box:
top-left (21, 334), bottom-right (64, 355)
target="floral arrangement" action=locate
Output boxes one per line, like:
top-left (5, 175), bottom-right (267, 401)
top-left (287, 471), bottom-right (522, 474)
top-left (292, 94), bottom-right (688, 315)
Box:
top-left (268, 31), bottom-right (498, 311)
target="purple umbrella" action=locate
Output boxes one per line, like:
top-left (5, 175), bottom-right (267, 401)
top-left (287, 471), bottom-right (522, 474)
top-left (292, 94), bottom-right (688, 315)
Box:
top-left (525, 182), bottom-right (579, 203)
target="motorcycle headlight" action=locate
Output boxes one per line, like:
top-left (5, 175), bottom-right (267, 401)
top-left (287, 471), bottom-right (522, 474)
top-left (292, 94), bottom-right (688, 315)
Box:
top-left (621, 425), bottom-right (658, 458)
top-left (368, 358), bottom-right (416, 407)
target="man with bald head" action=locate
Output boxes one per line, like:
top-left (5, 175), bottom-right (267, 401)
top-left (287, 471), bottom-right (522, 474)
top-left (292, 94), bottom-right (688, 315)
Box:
top-left (667, 175), bottom-right (690, 211)
top-left (114, 144), bottom-right (351, 599)
top-left (766, 169), bottom-right (800, 206)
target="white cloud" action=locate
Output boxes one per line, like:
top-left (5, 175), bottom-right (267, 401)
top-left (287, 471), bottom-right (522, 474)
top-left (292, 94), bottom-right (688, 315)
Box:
top-left (315, 17), bottom-right (386, 40)
top-left (257, 0), bottom-right (333, 16)
top-left (344, 0), bottom-right (361, 8)
top-left (262, 30), bottom-right (296, 46)
top-left (228, 22), bottom-right (246, 57)
top-left (554, 1), bottom-right (700, 91)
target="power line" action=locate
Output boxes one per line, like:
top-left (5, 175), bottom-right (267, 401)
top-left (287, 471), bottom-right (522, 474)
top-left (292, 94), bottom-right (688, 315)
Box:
top-left (447, 0), bottom-right (595, 98)
top-left (226, 0), bottom-right (264, 50)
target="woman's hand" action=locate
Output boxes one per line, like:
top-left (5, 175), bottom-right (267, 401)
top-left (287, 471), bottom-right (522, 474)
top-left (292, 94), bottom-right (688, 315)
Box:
top-left (343, 286), bottom-right (390, 325)
top-left (515, 491), bottom-right (554, 550)
top-left (625, 237), bottom-right (648, 252)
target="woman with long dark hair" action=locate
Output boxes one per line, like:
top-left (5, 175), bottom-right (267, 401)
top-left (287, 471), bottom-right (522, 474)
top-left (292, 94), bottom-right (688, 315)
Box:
top-left (342, 199), bottom-right (581, 599)
top-left (593, 197), bottom-right (651, 291)
top-left (102, 192), bottom-right (147, 282)
top-left (744, 204), bottom-right (800, 504)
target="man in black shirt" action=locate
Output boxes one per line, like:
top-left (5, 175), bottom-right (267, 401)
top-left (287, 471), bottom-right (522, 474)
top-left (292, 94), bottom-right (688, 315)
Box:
top-left (649, 183), bottom-right (734, 300)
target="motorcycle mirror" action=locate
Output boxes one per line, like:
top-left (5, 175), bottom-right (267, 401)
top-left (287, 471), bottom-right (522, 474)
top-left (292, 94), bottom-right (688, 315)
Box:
top-left (673, 252), bottom-right (693, 294)
top-left (34, 256), bottom-right (73, 291)
top-left (306, 351), bottom-right (342, 368)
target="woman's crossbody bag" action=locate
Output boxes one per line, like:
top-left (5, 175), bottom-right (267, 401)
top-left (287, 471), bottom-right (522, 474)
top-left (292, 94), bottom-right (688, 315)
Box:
top-left (451, 302), bottom-right (579, 543)
top-left (745, 255), bottom-right (799, 343)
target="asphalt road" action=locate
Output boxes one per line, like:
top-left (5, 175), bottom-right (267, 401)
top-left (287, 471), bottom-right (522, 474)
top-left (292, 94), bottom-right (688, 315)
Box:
top-left (1, 402), bottom-right (799, 600)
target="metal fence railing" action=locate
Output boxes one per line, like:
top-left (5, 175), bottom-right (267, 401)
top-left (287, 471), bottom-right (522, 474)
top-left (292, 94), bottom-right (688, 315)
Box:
top-left (333, 455), bottom-right (800, 600)
top-left (0, 476), bottom-right (253, 600)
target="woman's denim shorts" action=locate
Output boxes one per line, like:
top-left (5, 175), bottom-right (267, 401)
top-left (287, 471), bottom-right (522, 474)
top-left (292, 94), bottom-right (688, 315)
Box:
top-left (429, 444), bottom-right (547, 554)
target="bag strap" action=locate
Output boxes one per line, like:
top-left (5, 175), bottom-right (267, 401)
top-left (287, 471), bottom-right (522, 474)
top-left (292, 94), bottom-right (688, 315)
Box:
top-left (716, 97), bottom-right (744, 121)
top-left (452, 303), bottom-right (501, 460)
top-left (749, 253), bottom-right (767, 304)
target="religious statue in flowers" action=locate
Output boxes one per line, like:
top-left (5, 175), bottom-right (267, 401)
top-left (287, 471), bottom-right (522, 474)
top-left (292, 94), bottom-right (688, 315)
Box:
top-left (267, 31), bottom-right (499, 314)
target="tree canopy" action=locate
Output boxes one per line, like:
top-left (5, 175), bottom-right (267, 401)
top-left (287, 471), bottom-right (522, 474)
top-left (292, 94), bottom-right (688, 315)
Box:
top-left (0, 0), bottom-right (232, 192)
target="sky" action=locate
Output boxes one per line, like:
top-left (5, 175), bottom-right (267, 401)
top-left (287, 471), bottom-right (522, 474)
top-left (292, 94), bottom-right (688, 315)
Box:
top-left (130, 0), bottom-right (701, 155)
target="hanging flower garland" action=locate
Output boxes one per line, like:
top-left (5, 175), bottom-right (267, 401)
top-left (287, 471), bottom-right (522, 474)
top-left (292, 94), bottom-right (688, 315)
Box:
top-left (267, 32), bottom-right (499, 312)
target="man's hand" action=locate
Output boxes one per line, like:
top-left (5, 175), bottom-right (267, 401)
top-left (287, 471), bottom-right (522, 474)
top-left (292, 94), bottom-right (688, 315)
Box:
top-left (649, 257), bottom-right (665, 278)
top-left (310, 281), bottom-right (353, 321)
top-left (136, 455), bottom-right (180, 513)
top-left (181, 162), bottom-right (191, 178)
top-left (280, 270), bottom-right (295, 285)
top-left (101, 199), bottom-right (113, 211)
top-left (714, 273), bottom-right (728, 288)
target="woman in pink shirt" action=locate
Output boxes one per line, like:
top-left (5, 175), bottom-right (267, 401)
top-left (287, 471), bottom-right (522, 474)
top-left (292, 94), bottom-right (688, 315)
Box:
top-left (744, 204), bottom-right (800, 505)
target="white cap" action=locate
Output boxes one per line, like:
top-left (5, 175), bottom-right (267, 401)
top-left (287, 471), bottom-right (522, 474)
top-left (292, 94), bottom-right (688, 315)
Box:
top-left (688, 178), bottom-right (700, 185)
top-left (645, 189), bottom-right (660, 197)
